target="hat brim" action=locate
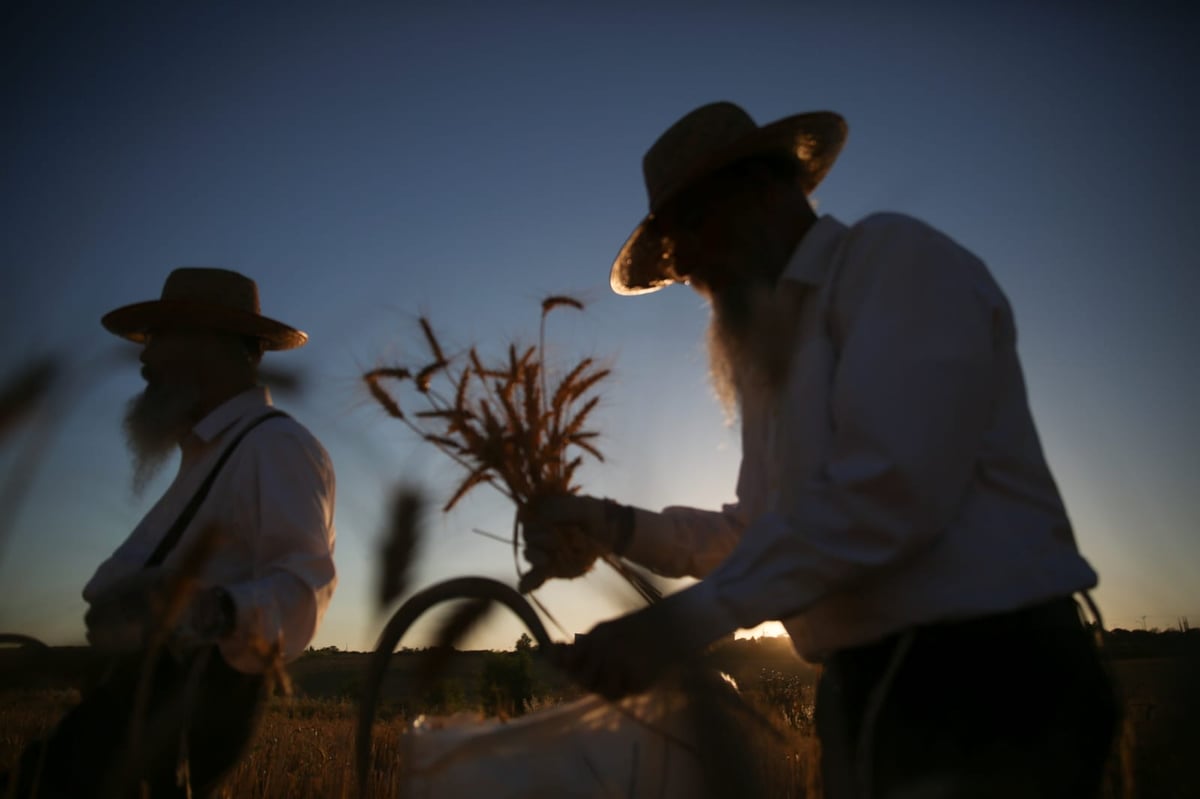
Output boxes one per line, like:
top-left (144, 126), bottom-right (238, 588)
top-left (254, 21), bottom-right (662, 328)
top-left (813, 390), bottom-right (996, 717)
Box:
top-left (101, 300), bottom-right (308, 350)
top-left (610, 110), bottom-right (848, 296)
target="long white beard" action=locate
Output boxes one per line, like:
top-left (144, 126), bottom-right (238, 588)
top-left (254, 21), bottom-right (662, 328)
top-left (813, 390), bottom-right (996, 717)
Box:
top-left (705, 279), bottom-right (804, 422)
top-left (123, 381), bottom-right (201, 496)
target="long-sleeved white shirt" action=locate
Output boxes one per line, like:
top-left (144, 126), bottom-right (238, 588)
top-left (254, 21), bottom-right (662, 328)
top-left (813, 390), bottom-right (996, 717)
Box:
top-left (628, 213), bottom-right (1098, 661)
top-left (84, 387), bottom-right (337, 672)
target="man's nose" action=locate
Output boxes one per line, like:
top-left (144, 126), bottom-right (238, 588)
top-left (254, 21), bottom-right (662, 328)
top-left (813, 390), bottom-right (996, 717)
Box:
top-left (139, 336), bottom-right (160, 367)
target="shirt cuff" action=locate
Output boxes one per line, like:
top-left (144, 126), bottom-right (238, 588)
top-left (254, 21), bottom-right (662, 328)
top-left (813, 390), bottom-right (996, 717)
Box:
top-left (220, 580), bottom-right (277, 673)
top-left (655, 578), bottom-right (744, 654)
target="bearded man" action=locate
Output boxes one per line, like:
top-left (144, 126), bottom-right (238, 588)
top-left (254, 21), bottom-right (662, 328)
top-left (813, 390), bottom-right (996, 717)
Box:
top-left (4, 267), bottom-right (337, 798)
top-left (522, 103), bottom-right (1117, 797)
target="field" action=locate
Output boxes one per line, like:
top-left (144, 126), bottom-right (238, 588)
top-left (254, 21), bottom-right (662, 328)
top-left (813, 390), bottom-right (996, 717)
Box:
top-left (1, 638), bottom-right (1196, 798)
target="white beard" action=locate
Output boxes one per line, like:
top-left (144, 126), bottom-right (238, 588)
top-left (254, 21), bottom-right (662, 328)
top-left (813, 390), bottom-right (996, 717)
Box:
top-left (123, 380), bottom-right (201, 496)
top-left (705, 279), bottom-right (804, 423)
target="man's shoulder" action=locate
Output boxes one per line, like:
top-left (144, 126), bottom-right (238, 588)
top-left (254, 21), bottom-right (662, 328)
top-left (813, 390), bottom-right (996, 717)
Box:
top-left (260, 410), bottom-right (325, 444)
top-left (247, 411), bottom-right (334, 471)
top-left (847, 212), bottom-right (964, 251)
top-left (840, 212), bottom-right (986, 278)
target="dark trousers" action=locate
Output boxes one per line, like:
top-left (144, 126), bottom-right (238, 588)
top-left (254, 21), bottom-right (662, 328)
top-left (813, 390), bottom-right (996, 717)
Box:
top-left (816, 597), bottom-right (1118, 799)
top-left (3, 646), bottom-right (264, 798)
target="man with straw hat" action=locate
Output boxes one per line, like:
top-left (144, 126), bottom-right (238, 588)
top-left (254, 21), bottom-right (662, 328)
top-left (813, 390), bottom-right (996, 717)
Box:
top-left (521, 103), bottom-right (1117, 796)
top-left (3, 267), bottom-right (337, 798)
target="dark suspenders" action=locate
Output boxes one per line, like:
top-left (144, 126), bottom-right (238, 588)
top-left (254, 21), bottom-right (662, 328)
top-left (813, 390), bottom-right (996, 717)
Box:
top-left (142, 410), bottom-right (288, 569)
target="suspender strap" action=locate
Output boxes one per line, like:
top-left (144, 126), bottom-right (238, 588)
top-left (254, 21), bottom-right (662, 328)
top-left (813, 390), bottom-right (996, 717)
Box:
top-left (143, 410), bottom-right (289, 569)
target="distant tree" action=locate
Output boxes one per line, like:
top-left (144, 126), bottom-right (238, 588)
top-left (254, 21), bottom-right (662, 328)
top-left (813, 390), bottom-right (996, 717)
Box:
top-left (480, 635), bottom-right (535, 716)
top-left (300, 644), bottom-right (340, 659)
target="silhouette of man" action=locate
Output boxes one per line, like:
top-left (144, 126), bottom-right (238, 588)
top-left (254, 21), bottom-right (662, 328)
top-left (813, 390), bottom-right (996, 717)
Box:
top-left (4, 267), bottom-right (337, 798)
top-left (522, 103), bottom-right (1117, 797)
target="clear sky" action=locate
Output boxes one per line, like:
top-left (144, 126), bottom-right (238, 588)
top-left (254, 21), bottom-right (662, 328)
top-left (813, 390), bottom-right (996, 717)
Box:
top-left (2, 2), bottom-right (1197, 653)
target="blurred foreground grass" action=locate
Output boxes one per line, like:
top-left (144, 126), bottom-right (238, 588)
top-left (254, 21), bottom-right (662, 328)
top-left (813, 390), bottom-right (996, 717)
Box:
top-left (3, 653), bottom-right (1196, 798)
top-left (0, 690), bottom-right (819, 798)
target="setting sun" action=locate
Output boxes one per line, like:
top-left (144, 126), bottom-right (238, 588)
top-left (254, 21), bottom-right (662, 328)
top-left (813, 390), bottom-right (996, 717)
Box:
top-left (735, 621), bottom-right (789, 640)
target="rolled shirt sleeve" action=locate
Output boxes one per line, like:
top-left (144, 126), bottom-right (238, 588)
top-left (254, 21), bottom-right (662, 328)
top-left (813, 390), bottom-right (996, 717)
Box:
top-left (624, 503), bottom-right (746, 578)
top-left (221, 422), bottom-right (337, 671)
top-left (663, 217), bottom-right (1006, 644)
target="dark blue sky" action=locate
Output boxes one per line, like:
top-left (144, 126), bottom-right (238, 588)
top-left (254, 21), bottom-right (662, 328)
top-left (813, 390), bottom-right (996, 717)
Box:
top-left (2, 3), bottom-right (1196, 649)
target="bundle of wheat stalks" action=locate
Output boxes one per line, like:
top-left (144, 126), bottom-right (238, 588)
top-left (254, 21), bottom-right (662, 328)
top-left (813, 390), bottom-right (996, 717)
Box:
top-left (363, 297), bottom-right (658, 603)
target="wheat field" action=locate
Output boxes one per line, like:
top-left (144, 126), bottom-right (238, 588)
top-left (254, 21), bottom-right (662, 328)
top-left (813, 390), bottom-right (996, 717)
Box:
top-left (0, 688), bottom-right (822, 798)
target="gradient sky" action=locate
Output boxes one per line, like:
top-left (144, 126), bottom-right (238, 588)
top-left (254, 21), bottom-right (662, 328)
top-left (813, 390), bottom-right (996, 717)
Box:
top-left (2, 3), bottom-right (1196, 653)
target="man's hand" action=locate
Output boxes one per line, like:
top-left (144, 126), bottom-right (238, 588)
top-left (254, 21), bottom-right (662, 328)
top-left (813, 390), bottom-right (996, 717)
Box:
top-left (518, 494), bottom-right (634, 592)
top-left (84, 571), bottom-right (168, 653)
top-left (171, 586), bottom-right (237, 651)
top-left (561, 601), bottom-right (699, 700)
top-left (85, 574), bottom-right (235, 654)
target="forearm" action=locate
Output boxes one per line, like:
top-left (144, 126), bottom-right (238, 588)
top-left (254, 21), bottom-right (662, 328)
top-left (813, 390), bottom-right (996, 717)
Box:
top-left (653, 472), bottom-right (976, 646)
top-left (624, 503), bottom-right (745, 578)
top-left (222, 560), bottom-right (336, 669)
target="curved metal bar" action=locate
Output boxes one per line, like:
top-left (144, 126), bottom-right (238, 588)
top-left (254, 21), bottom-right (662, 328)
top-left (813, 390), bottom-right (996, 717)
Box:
top-left (0, 633), bottom-right (50, 650)
top-left (355, 577), bottom-right (559, 797)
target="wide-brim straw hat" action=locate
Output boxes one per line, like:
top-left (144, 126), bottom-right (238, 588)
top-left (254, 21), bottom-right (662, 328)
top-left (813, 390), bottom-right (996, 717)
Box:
top-left (611, 102), bottom-right (848, 295)
top-left (102, 267), bottom-right (308, 350)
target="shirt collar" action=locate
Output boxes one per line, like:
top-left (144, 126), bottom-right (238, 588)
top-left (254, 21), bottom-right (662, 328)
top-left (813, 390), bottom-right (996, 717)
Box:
top-left (192, 386), bottom-right (274, 445)
top-left (779, 214), bottom-right (849, 288)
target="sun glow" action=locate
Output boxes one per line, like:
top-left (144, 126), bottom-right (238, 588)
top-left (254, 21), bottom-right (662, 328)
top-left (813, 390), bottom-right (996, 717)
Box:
top-left (734, 620), bottom-right (789, 640)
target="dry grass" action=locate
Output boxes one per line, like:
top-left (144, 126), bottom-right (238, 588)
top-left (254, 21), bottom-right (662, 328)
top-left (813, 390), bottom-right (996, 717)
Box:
top-left (2, 690), bottom-right (821, 798)
top-left (4, 661), bottom-right (1184, 798)
top-left (0, 689), bottom-right (79, 771)
top-left (215, 700), bottom-right (404, 799)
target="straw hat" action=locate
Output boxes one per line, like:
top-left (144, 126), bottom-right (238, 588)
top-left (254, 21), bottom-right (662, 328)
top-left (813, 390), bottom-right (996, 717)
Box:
top-left (102, 267), bottom-right (307, 350)
top-left (610, 102), bottom-right (847, 295)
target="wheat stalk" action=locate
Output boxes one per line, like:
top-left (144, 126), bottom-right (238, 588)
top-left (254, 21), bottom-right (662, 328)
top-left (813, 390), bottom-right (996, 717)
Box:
top-left (364, 299), bottom-right (654, 600)
top-left (364, 303), bottom-right (605, 509)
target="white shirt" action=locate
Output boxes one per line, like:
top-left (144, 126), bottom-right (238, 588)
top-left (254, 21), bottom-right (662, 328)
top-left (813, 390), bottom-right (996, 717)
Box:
top-left (84, 387), bottom-right (337, 672)
top-left (628, 213), bottom-right (1098, 661)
